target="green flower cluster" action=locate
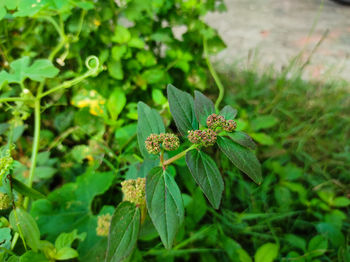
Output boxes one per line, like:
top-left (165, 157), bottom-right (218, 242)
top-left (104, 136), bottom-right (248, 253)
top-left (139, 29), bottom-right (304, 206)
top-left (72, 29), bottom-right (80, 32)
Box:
top-left (206, 113), bottom-right (237, 132)
top-left (96, 213), bottom-right (112, 237)
top-left (121, 178), bottom-right (146, 207)
top-left (0, 193), bottom-right (10, 210)
top-left (0, 145), bottom-right (15, 178)
top-left (187, 129), bottom-right (217, 147)
top-left (145, 133), bottom-right (180, 154)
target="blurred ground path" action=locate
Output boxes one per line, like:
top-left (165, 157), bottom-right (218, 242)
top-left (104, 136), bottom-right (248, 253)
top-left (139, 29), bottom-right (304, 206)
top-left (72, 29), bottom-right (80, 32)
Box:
top-left (205, 0), bottom-right (350, 81)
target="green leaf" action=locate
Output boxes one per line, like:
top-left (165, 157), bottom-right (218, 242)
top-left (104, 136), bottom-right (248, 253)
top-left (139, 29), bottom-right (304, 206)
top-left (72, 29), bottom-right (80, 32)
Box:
top-left (108, 61), bottom-right (124, 80)
top-left (194, 91), bottom-right (215, 126)
top-left (152, 89), bottom-right (167, 105)
top-left (137, 102), bottom-right (165, 158)
top-left (167, 84), bottom-right (198, 136)
top-left (112, 25), bottom-right (131, 44)
top-left (20, 251), bottom-right (49, 262)
top-left (12, 178), bottom-right (45, 199)
top-left (141, 68), bottom-right (165, 84)
top-left (105, 202), bottom-right (140, 262)
top-left (185, 150), bottom-right (224, 209)
top-left (2, 57), bottom-right (59, 83)
top-left (227, 132), bottom-right (256, 150)
top-left (0, 228), bottom-right (12, 250)
top-left (251, 116), bottom-right (278, 131)
top-left (9, 208), bottom-right (41, 252)
top-left (333, 197), bottom-right (350, 207)
top-left (54, 247), bottom-right (79, 260)
top-left (24, 59), bottom-right (59, 81)
top-left (31, 169), bottom-right (115, 255)
top-left (254, 243), bottom-right (279, 262)
top-left (284, 234), bottom-right (306, 251)
top-left (217, 136), bottom-right (262, 184)
top-left (250, 132), bottom-right (274, 146)
top-left (111, 45), bottom-right (128, 61)
top-left (55, 229), bottom-right (86, 250)
top-left (107, 88), bottom-right (126, 121)
top-left (220, 105), bottom-right (237, 120)
top-left (308, 235), bottom-right (328, 258)
top-left (146, 167), bottom-right (184, 249)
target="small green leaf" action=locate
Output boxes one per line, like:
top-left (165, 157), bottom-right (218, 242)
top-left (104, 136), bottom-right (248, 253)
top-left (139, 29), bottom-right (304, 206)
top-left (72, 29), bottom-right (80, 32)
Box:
top-left (55, 229), bottom-right (86, 250)
top-left (220, 105), bottom-right (237, 120)
top-left (254, 243), bottom-right (279, 262)
top-left (250, 132), bottom-right (274, 146)
top-left (186, 150), bottom-right (224, 209)
top-left (217, 136), bottom-right (262, 184)
top-left (251, 116), bottom-right (278, 131)
top-left (111, 25), bottom-right (131, 44)
top-left (194, 91), bottom-right (215, 126)
top-left (333, 197), bottom-right (350, 207)
top-left (105, 202), bottom-right (140, 262)
top-left (54, 247), bottom-right (79, 260)
top-left (20, 251), bottom-right (48, 262)
top-left (308, 235), bottom-right (328, 258)
top-left (152, 89), bottom-right (167, 105)
top-left (107, 88), bottom-right (126, 121)
top-left (9, 208), bottom-right (41, 252)
top-left (146, 167), bottom-right (184, 249)
top-left (137, 102), bottom-right (165, 158)
top-left (167, 84), bottom-right (198, 136)
top-left (227, 132), bottom-right (256, 150)
top-left (12, 178), bottom-right (45, 200)
top-left (108, 61), bottom-right (124, 80)
top-left (111, 45), bottom-right (128, 61)
top-left (24, 59), bottom-right (59, 81)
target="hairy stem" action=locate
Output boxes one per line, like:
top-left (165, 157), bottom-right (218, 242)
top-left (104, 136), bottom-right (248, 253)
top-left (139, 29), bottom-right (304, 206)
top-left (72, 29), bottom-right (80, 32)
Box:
top-left (163, 145), bottom-right (196, 166)
top-left (203, 38), bottom-right (225, 110)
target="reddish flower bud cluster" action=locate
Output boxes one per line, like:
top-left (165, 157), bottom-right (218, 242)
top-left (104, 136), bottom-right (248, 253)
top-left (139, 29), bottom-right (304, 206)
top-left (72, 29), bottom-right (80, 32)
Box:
top-left (145, 134), bottom-right (161, 154)
top-left (145, 133), bottom-right (180, 154)
top-left (223, 119), bottom-right (237, 132)
top-left (187, 129), bottom-right (217, 147)
top-left (160, 133), bottom-right (180, 151)
top-left (206, 113), bottom-right (225, 130)
top-left (206, 113), bottom-right (237, 132)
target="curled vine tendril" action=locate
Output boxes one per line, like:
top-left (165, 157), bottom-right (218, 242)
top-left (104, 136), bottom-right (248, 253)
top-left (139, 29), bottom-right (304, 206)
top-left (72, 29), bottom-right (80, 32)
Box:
top-left (85, 55), bottom-right (100, 73)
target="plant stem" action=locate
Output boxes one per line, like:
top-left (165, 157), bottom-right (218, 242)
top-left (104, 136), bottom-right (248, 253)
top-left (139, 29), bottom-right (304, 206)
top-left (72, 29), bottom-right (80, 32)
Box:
top-left (38, 56), bottom-right (100, 99)
top-left (0, 97), bottom-right (31, 103)
top-left (163, 145), bottom-right (196, 166)
top-left (203, 38), bottom-right (225, 110)
top-left (23, 98), bottom-right (41, 209)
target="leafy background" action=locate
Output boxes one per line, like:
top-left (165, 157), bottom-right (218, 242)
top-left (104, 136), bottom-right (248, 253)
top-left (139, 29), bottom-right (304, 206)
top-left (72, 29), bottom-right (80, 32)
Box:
top-left (1, 0), bottom-right (350, 261)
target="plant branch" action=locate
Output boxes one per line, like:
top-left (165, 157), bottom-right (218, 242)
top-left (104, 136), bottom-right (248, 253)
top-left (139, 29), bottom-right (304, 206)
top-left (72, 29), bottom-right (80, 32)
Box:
top-left (38, 56), bottom-right (100, 99)
top-left (163, 145), bottom-right (196, 166)
top-left (203, 38), bottom-right (225, 110)
top-left (0, 97), bottom-right (31, 103)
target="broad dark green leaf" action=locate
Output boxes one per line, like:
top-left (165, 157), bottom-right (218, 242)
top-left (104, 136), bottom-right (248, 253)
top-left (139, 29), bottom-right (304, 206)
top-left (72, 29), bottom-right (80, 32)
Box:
top-left (194, 91), bottom-right (215, 126)
top-left (220, 105), bottom-right (237, 120)
top-left (146, 167), bottom-right (184, 249)
top-left (105, 202), bottom-right (140, 262)
top-left (31, 170), bottom-right (115, 255)
top-left (186, 150), bottom-right (224, 209)
top-left (9, 208), bottom-right (41, 252)
top-left (137, 102), bottom-right (165, 158)
top-left (227, 132), bottom-right (256, 150)
top-left (12, 178), bottom-right (45, 199)
top-left (167, 84), bottom-right (198, 136)
top-left (217, 136), bottom-right (262, 184)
